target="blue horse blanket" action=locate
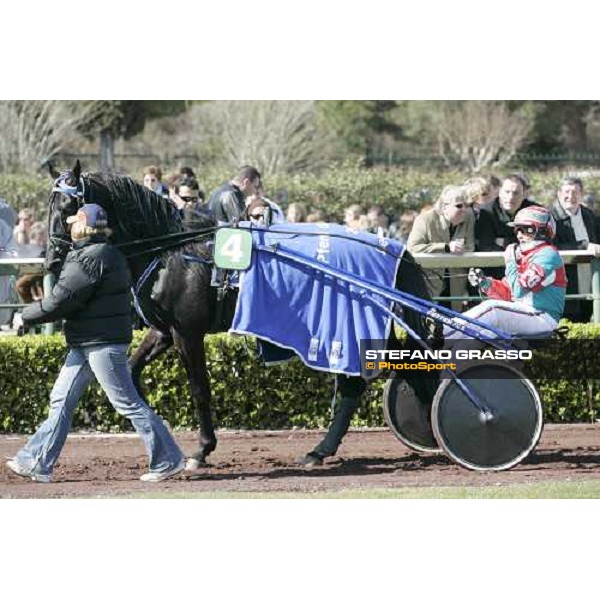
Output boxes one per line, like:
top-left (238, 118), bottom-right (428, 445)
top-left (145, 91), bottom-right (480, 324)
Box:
top-left (229, 223), bottom-right (405, 378)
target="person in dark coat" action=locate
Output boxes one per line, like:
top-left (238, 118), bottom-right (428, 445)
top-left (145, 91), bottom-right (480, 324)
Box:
top-left (476, 174), bottom-right (540, 278)
top-left (6, 204), bottom-right (185, 483)
top-left (207, 165), bottom-right (261, 224)
top-left (551, 177), bottom-right (600, 322)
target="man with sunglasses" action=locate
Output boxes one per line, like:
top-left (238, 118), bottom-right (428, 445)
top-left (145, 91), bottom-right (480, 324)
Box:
top-left (447, 206), bottom-right (566, 340)
top-left (408, 185), bottom-right (475, 310)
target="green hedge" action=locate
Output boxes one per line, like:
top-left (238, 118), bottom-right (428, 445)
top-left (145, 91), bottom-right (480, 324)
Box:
top-left (0, 331), bottom-right (385, 434)
top-left (5, 165), bottom-right (600, 226)
top-left (1, 324), bottom-right (600, 434)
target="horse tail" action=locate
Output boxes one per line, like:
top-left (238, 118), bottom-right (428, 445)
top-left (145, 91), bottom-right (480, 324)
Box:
top-left (394, 249), bottom-right (440, 406)
top-left (395, 250), bottom-right (432, 341)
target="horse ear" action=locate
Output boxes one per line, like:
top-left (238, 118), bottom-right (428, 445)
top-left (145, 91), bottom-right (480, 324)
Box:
top-left (73, 159), bottom-right (82, 180)
top-left (48, 161), bottom-right (60, 180)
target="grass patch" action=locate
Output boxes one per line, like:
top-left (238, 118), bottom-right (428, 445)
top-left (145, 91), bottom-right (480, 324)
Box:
top-left (108, 479), bottom-right (600, 499)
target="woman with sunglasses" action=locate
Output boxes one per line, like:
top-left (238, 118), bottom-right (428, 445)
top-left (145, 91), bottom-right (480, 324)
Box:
top-left (446, 206), bottom-right (566, 340)
top-left (243, 198), bottom-right (273, 226)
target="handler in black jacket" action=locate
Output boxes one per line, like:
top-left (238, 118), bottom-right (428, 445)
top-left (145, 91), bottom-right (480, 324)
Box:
top-left (6, 204), bottom-right (185, 483)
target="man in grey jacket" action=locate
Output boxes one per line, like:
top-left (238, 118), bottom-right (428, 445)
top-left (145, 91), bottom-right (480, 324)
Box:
top-left (407, 185), bottom-right (475, 309)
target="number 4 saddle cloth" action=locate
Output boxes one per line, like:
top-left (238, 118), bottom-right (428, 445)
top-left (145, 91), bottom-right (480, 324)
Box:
top-left (229, 222), bottom-right (405, 378)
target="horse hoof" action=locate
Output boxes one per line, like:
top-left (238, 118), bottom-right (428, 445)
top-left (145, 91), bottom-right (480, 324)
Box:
top-left (185, 457), bottom-right (206, 471)
top-left (297, 452), bottom-right (324, 468)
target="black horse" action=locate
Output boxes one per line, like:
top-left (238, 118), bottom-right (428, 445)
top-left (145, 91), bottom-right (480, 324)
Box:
top-left (46, 161), bottom-right (438, 470)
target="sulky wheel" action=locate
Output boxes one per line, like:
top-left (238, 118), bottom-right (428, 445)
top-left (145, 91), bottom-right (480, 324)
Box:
top-left (383, 375), bottom-right (440, 453)
top-left (431, 362), bottom-right (543, 471)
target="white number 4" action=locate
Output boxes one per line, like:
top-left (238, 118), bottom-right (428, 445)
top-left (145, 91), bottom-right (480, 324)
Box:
top-left (220, 233), bottom-right (244, 263)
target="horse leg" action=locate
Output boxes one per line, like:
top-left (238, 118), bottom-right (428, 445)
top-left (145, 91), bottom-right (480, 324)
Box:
top-left (299, 375), bottom-right (367, 467)
top-left (128, 328), bottom-right (173, 397)
top-left (172, 331), bottom-right (217, 471)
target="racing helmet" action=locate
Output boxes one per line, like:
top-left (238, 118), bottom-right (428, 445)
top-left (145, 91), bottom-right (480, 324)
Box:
top-left (508, 205), bottom-right (556, 240)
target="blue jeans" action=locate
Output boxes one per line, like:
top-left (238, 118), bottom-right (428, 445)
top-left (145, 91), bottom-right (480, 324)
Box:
top-left (15, 344), bottom-right (185, 477)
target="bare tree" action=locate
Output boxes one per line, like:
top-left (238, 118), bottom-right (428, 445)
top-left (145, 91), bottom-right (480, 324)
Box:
top-left (192, 101), bottom-right (334, 176)
top-left (432, 101), bottom-right (535, 172)
top-left (0, 101), bottom-right (94, 173)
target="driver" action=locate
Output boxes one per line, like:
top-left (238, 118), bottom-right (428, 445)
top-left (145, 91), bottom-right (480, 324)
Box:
top-left (445, 205), bottom-right (566, 340)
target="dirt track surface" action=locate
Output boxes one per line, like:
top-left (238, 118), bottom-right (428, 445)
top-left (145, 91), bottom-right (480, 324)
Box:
top-left (2, 424), bottom-right (600, 498)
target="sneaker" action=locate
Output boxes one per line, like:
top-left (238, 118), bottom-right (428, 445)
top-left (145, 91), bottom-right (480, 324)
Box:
top-left (6, 459), bottom-right (52, 483)
top-left (140, 460), bottom-right (186, 483)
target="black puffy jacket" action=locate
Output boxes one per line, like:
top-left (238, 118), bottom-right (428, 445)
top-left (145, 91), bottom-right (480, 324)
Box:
top-left (23, 235), bottom-right (133, 346)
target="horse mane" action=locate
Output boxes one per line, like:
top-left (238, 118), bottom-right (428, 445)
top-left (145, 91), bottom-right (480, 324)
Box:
top-left (85, 172), bottom-right (183, 245)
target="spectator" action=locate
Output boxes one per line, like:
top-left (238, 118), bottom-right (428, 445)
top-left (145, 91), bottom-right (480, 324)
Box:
top-left (6, 204), bottom-right (185, 483)
top-left (344, 204), bottom-right (363, 227)
top-left (142, 165), bottom-right (169, 198)
top-left (168, 176), bottom-right (213, 230)
top-left (245, 182), bottom-right (285, 223)
top-left (0, 219), bottom-right (18, 256)
top-left (353, 214), bottom-right (371, 232)
top-left (464, 177), bottom-right (490, 259)
top-left (207, 165), bottom-right (261, 224)
top-left (170, 176), bottom-right (203, 210)
top-left (551, 177), bottom-right (600, 322)
top-left (511, 172), bottom-right (533, 202)
top-left (28, 221), bottom-right (47, 247)
top-left (388, 210), bottom-right (418, 245)
top-left (464, 177), bottom-right (491, 217)
top-left (407, 185), bottom-right (475, 309)
top-left (582, 192), bottom-right (597, 212)
top-left (179, 166), bottom-right (197, 179)
top-left (486, 175), bottom-right (502, 203)
top-left (15, 221), bottom-right (47, 310)
top-left (0, 219), bottom-right (18, 328)
top-left (477, 174), bottom-right (540, 252)
top-left (15, 274), bottom-right (44, 305)
top-left (366, 205), bottom-right (390, 236)
top-left (582, 193), bottom-right (600, 236)
top-left (0, 198), bottom-right (17, 230)
top-left (286, 202), bottom-right (308, 223)
top-left (306, 209), bottom-right (327, 223)
top-left (13, 208), bottom-right (34, 245)
top-left (243, 198), bottom-right (273, 226)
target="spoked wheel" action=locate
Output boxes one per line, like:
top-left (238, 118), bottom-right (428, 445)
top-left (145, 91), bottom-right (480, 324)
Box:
top-left (431, 362), bottom-right (543, 471)
top-left (383, 375), bottom-right (440, 453)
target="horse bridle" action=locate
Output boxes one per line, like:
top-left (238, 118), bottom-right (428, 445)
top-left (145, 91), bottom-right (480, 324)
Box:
top-left (48, 171), bottom-right (86, 253)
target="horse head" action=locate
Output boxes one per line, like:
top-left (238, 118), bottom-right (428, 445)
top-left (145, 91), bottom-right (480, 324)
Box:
top-left (45, 160), bottom-right (86, 276)
top-left (46, 160), bottom-right (186, 276)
